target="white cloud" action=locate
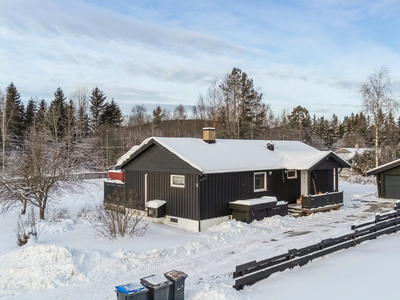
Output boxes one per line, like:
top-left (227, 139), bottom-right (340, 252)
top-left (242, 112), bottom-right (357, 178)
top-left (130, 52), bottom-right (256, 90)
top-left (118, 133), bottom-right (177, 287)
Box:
top-left (0, 0), bottom-right (400, 119)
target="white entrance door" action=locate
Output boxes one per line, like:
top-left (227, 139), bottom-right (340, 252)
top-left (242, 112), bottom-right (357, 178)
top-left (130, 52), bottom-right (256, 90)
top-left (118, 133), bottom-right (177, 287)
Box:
top-left (301, 170), bottom-right (308, 196)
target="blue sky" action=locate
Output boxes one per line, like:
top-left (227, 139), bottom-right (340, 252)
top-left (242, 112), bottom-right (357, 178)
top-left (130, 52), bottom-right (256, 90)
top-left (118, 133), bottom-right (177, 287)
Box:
top-left (1, 0), bottom-right (400, 119)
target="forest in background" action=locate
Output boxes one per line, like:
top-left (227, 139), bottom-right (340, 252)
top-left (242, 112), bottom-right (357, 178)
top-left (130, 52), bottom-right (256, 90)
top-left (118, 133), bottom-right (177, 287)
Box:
top-left (0, 67), bottom-right (399, 174)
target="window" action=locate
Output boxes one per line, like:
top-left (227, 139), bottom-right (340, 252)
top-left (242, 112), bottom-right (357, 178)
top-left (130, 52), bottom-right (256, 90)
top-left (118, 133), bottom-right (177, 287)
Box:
top-left (254, 172), bottom-right (267, 192)
top-left (287, 170), bottom-right (297, 179)
top-left (171, 175), bottom-right (185, 188)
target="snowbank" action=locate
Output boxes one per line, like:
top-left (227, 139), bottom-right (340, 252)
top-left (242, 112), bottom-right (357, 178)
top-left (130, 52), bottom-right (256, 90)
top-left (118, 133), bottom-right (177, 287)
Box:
top-left (0, 245), bottom-right (87, 290)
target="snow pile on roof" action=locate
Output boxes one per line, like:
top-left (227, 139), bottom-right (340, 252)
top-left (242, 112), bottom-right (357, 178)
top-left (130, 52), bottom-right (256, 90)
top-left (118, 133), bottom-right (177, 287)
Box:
top-left (231, 197), bottom-right (277, 206)
top-left (104, 179), bottom-right (124, 184)
top-left (335, 147), bottom-right (370, 161)
top-left (119, 137), bottom-right (347, 174)
top-left (146, 200), bottom-right (166, 209)
top-left (115, 145), bottom-right (140, 168)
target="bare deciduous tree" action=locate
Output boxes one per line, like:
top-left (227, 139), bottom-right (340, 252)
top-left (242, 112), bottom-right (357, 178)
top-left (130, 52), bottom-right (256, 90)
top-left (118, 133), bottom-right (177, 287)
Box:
top-left (70, 87), bottom-right (90, 143)
top-left (0, 128), bottom-right (79, 219)
top-left (361, 66), bottom-right (399, 167)
top-left (206, 77), bottom-right (222, 129)
top-left (128, 105), bottom-right (150, 144)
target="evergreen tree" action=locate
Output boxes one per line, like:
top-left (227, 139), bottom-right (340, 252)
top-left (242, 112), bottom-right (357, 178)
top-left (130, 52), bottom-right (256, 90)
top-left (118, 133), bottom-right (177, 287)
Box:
top-left (36, 99), bottom-right (47, 129)
top-left (89, 87), bottom-right (107, 130)
top-left (100, 99), bottom-right (123, 127)
top-left (288, 106), bottom-right (310, 141)
top-left (237, 72), bottom-right (252, 138)
top-left (5, 82), bottom-right (24, 139)
top-left (218, 68), bottom-right (266, 139)
top-left (48, 87), bottom-right (67, 142)
top-left (152, 106), bottom-right (165, 133)
top-left (219, 68), bottom-right (242, 138)
top-left (24, 98), bottom-right (37, 131)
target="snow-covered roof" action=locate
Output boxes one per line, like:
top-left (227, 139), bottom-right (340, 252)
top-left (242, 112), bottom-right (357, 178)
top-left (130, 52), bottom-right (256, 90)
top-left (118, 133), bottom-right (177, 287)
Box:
top-left (116, 137), bottom-right (350, 174)
top-left (335, 148), bottom-right (370, 161)
top-left (115, 145), bottom-right (140, 168)
top-left (367, 158), bottom-right (400, 176)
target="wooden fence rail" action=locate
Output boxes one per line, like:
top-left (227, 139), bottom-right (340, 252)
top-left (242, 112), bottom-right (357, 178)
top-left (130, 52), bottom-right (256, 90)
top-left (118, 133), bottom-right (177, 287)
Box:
top-left (233, 201), bottom-right (400, 290)
top-left (70, 172), bottom-right (108, 181)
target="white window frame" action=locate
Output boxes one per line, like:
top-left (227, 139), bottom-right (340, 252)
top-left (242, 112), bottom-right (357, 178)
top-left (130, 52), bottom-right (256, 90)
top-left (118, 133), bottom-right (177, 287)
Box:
top-left (287, 170), bottom-right (297, 179)
top-left (254, 172), bottom-right (267, 192)
top-left (170, 175), bottom-right (185, 188)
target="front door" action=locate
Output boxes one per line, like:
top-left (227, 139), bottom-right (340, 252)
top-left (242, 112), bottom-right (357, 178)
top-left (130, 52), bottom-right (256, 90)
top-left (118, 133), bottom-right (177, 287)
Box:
top-left (301, 170), bottom-right (309, 196)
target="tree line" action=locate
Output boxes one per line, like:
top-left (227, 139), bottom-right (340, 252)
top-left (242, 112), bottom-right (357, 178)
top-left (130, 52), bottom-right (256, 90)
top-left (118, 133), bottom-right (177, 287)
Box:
top-left (1, 67), bottom-right (399, 174)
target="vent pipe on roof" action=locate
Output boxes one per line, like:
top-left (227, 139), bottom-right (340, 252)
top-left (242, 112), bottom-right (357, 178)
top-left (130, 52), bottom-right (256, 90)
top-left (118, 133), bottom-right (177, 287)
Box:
top-left (267, 142), bottom-right (275, 151)
top-left (355, 143), bottom-right (359, 150)
top-left (203, 127), bottom-right (216, 144)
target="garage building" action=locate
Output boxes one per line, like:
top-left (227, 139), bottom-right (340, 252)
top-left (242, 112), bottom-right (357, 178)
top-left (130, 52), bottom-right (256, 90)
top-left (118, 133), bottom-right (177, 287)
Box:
top-left (367, 159), bottom-right (400, 199)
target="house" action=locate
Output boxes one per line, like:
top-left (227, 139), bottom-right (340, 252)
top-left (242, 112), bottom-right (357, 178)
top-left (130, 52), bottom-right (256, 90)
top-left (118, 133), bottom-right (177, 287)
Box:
top-left (105, 128), bottom-right (350, 231)
top-left (335, 145), bottom-right (370, 163)
top-left (367, 159), bottom-right (400, 199)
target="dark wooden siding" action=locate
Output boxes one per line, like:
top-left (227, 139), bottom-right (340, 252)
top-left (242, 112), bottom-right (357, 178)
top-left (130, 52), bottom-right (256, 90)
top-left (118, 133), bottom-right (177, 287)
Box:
top-left (199, 170), bottom-right (301, 220)
top-left (309, 169), bottom-right (334, 194)
top-left (124, 144), bottom-right (200, 174)
top-left (124, 170), bottom-right (199, 220)
top-left (311, 157), bottom-right (344, 170)
top-left (376, 166), bottom-right (400, 198)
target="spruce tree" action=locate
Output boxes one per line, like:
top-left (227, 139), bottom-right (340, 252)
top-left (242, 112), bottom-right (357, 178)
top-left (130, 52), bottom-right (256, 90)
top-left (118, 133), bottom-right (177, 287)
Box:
top-left (36, 99), bottom-right (47, 129)
top-left (5, 82), bottom-right (24, 139)
top-left (48, 87), bottom-right (67, 142)
top-left (100, 99), bottom-right (123, 127)
top-left (89, 87), bottom-right (107, 130)
top-left (152, 106), bottom-right (165, 132)
top-left (24, 98), bottom-right (37, 131)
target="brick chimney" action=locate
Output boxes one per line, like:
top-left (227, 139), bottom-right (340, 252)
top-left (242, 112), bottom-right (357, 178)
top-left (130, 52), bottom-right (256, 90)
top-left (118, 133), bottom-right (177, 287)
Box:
top-left (203, 127), bottom-right (216, 144)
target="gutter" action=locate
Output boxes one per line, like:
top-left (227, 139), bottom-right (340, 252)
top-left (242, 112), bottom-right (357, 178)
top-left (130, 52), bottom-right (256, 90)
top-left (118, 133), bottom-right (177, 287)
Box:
top-left (198, 174), bottom-right (208, 232)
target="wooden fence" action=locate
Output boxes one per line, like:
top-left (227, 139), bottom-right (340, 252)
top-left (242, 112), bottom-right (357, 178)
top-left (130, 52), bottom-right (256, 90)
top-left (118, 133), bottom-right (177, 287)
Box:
top-left (233, 201), bottom-right (400, 290)
top-left (70, 172), bottom-right (108, 181)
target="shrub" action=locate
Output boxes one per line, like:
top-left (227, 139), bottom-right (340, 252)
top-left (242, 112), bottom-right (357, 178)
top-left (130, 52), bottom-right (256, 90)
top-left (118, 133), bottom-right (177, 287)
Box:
top-left (15, 207), bottom-right (39, 246)
top-left (77, 204), bottom-right (93, 219)
top-left (46, 207), bottom-right (71, 222)
top-left (93, 190), bottom-right (147, 240)
top-left (352, 150), bottom-right (376, 176)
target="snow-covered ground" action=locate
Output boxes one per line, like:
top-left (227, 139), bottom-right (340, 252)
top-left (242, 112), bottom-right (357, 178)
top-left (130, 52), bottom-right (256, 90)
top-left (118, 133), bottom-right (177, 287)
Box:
top-left (0, 179), bottom-right (399, 300)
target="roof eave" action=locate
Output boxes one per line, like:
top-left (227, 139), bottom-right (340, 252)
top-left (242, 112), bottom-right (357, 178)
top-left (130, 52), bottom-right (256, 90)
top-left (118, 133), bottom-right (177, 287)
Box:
top-left (367, 158), bottom-right (400, 175)
top-left (308, 151), bottom-right (351, 171)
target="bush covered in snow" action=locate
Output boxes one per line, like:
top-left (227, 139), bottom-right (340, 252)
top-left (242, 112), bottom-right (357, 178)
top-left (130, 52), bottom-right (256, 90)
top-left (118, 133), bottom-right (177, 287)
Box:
top-left (352, 150), bottom-right (376, 176)
top-left (346, 174), bottom-right (376, 185)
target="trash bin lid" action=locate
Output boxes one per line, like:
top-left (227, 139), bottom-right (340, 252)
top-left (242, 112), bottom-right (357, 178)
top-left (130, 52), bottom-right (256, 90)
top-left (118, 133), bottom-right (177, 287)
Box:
top-left (141, 274), bottom-right (172, 288)
top-left (116, 283), bottom-right (148, 294)
top-left (164, 270), bottom-right (188, 281)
